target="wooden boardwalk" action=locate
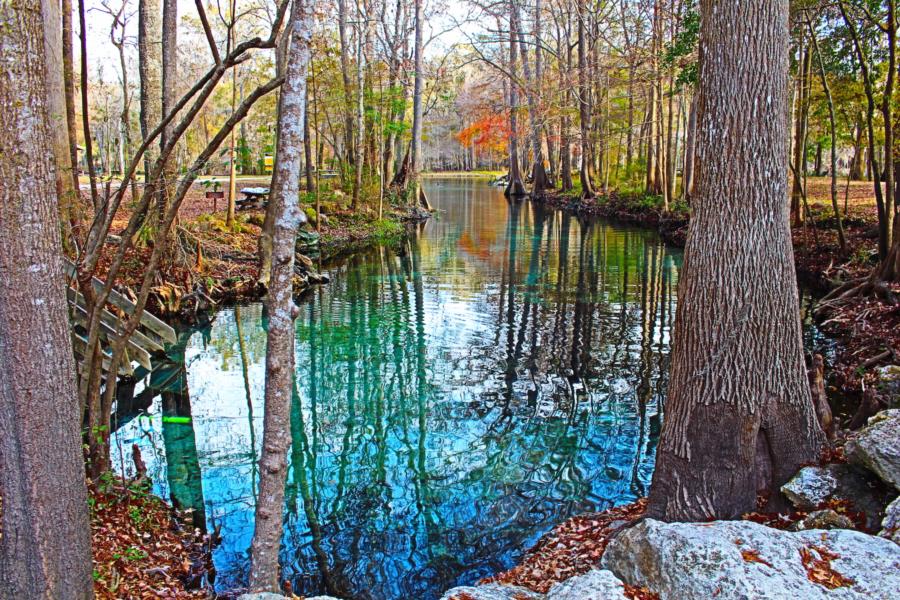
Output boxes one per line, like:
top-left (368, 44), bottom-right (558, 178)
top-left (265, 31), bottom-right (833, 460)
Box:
top-left (63, 259), bottom-right (176, 377)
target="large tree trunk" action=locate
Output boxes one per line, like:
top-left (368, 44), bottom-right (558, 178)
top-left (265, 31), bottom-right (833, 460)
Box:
top-left (138, 0), bottom-right (162, 181)
top-left (0, 1), bottom-right (93, 596)
top-left (247, 0), bottom-right (311, 590)
top-left (647, 0), bottom-right (825, 522)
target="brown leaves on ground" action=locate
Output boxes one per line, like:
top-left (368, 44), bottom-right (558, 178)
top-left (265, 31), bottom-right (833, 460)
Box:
top-left (743, 497), bottom-right (867, 533)
top-left (446, 593), bottom-right (478, 600)
top-left (623, 584), bottom-right (660, 600)
top-left (481, 499), bottom-right (647, 594)
top-left (799, 544), bottom-right (856, 590)
top-left (90, 476), bottom-right (212, 599)
top-left (739, 547), bottom-right (774, 568)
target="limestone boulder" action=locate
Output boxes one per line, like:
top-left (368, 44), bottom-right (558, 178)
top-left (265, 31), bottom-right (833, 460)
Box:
top-left (846, 409), bottom-right (900, 490)
top-left (601, 518), bottom-right (900, 599)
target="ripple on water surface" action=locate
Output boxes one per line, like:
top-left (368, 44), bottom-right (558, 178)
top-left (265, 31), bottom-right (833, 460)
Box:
top-left (113, 178), bottom-right (681, 600)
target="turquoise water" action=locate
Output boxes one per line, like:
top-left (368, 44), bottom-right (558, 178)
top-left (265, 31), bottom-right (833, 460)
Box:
top-left (112, 179), bottom-right (681, 599)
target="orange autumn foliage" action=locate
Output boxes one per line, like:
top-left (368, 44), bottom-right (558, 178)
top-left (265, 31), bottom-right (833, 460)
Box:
top-left (456, 114), bottom-right (510, 154)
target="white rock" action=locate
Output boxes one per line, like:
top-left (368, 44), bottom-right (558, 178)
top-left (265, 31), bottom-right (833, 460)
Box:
top-left (782, 466), bottom-right (839, 508)
top-left (846, 409), bottom-right (900, 490)
top-left (439, 584), bottom-right (542, 600)
top-left (881, 497), bottom-right (900, 545)
top-left (546, 569), bottom-right (629, 599)
top-left (601, 518), bottom-right (900, 599)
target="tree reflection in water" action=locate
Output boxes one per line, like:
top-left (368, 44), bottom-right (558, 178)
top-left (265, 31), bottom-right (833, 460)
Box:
top-left (112, 179), bottom-right (681, 600)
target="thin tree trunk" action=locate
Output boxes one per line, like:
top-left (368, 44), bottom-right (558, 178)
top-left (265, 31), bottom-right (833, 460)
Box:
top-left (850, 117), bottom-right (864, 180)
top-left (247, 0), bottom-right (312, 590)
top-left (506, 0), bottom-right (526, 197)
top-left (62, 0), bottom-right (79, 199)
top-left (78, 0), bottom-right (99, 210)
top-left (560, 11), bottom-right (573, 192)
top-left (408, 0), bottom-right (431, 209)
top-left (577, 0), bottom-right (595, 199)
top-left (647, 0), bottom-right (825, 521)
top-left (352, 12), bottom-right (365, 210)
top-left (138, 0), bottom-right (162, 182)
top-left (807, 16), bottom-right (846, 254)
top-left (683, 90), bottom-right (697, 201)
top-left (227, 67), bottom-right (238, 226)
top-left (159, 0), bottom-right (178, 231)
top-left (338, 0), bottom-right (354, 172)
top-left (840, 1), bottom-right (889, 257)
top-left (43, 0), bottom-right (77, 249)
top-left (0, 1), bottom-right (93, 594)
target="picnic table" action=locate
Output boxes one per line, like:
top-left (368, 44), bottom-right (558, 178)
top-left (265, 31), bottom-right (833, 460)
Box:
top-left (236, 187), bottom-right (269, 210)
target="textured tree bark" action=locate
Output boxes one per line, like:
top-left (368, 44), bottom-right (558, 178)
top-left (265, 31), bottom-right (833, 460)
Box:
top-left (790, 42), bottom-right (810, 227)
top-left (505, 0), bottom-right (526, 198)
top-left (62, 0), bottom-right (79, 197)
top-left (806, 16), bottom-right (846, 254)
top-left (647, 0), bottom-right (825, 522)
top-left (408, 0), bottom-right (432, 209)
top-left (516, 0), bottom-right (548, 198)
top-left (42, 0), bottom-right (77, 247)
top-left (159, 0), bottom-right (178, 229)
top-left (139, 0), bottom-right (162, 181)
top-left (248, 0), bottom-right (311, 590)
top-left (338, 0), bottom-right (354, 154)
top-left (683, 91), bottom-right (697, 201)
top-left (0, 1), bottom-right (93, 596)
top-left (576, 0), bottom-right (595, 199)
top-left (560, 12), bottom-right (573, 192)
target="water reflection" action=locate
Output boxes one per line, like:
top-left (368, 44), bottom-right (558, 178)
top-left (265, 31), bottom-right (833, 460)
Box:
top-left (113, 179), bottom-right (681, 600)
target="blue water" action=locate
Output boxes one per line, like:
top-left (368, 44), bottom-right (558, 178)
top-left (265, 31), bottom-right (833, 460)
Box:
top-left (112, 179), bottom-right (681, 599)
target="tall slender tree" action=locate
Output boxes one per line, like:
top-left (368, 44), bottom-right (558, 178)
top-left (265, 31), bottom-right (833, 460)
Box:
top-left (139, 0), bottom-right (162, 181)
top-left (248, 0), bottom-right (312, 590)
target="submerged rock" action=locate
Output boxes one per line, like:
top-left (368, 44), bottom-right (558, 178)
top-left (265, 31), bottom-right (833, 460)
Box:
top-left (439, 583), bottom-right (542, 600)
top-left (601, 518), bottom-right (900, 599)
top-left (545, 569), bottom-right (629, 599)
top-left (846, 409), bottom-right (900, 490)
top-left (881, 497), bottom-right (900, 545)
